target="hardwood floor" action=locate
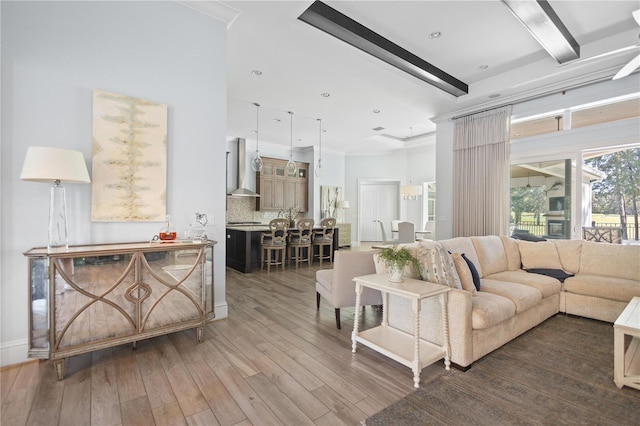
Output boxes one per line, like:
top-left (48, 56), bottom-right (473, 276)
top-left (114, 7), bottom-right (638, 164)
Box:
top-left (1, 261), bottom-right (430, 426)
top-left (4, 256), bottom-right (635, 425)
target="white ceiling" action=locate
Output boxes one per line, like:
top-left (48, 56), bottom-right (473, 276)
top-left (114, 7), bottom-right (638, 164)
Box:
top-left (221, 0), bottom-right (640, 154)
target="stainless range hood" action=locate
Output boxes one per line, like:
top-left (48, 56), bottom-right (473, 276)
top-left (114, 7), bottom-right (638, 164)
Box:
top-left (228, 138), bottom-right (260, 197)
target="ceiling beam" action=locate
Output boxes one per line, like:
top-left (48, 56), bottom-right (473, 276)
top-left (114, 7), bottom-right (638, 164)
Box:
top-left (502, 0), bottom-right (580, 64)
top-left (298, 1), bottom-right (468, 97)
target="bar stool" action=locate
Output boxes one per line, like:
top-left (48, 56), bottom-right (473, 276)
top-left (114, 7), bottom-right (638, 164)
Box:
top-left (260, 218), bottom-right (289, 272)
top-left (313, 218), bottom-right (336, 266)
top-left (288, 218), bottom-right (314, 268)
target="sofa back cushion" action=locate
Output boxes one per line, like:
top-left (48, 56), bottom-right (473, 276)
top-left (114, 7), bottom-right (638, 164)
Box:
top-left (579, 241), bottom-right (640, 281)
top-left (552, 240), bottom-right (582, 274)
top-left (436, 237), bottom-right (482, 277)
top-left (471, 236), bottom-right (508, 277)
top-left (517, 240), bottom-right (563, 270)
top-left (500, 236), bottom-right (522, 271)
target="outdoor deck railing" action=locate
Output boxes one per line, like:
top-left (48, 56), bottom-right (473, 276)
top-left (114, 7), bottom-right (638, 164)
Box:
top-left (511, 221), bottom-right (637, 241)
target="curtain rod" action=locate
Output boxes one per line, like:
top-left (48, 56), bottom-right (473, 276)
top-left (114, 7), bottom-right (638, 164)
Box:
top-left (449, 74), bottom-right (615, 121)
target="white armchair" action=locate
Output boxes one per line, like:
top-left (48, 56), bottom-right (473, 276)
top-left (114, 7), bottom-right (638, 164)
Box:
top-left (316, 250), bottom-right (382, 329)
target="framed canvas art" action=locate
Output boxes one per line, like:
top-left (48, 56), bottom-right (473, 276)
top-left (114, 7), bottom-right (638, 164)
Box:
top-left (91, 90), bottom-right (168, 221)
top-left (320, 185), bottom-right (342, 219)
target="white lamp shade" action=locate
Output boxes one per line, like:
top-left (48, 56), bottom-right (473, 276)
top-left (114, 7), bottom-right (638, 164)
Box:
top-left (21, 146), bottom-right (91, 183)
top-left (400, 185), bottom-right (422, 197)
top-left (340, 200), bottom-right (350, 209)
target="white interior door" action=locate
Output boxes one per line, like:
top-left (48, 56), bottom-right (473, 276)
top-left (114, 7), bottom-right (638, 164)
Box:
top-left (359, 181), bottom-right (400, 241)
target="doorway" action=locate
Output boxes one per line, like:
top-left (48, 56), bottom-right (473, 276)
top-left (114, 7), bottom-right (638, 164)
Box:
top-left (358, 180), bottom-right (400, 242)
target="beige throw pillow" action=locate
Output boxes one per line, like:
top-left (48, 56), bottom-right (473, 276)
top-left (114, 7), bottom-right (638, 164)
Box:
top-left (451, 252), bottom-right (477, 295)
top-left (417, 243), bottom-right (462, 289)
top-left (517, 240), bottom-right (563, 270)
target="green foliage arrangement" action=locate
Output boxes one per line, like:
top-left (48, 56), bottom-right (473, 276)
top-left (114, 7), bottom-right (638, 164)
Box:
top-left (377, 245), bottom-right (419, 271)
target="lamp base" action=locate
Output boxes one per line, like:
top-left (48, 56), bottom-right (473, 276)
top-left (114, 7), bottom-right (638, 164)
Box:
top-left (49, 182), bottom-right (68, 250)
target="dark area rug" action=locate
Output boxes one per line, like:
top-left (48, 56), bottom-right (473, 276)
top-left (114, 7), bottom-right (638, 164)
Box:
top-left (365, 314), bottom-right (640, 425)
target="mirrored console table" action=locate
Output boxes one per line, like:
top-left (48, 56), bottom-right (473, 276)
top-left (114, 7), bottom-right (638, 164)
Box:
top-left (24, 240), bottom-right (216, 379)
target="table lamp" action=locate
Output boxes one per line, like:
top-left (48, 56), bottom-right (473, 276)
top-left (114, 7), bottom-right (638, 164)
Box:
top-left (20, 146), bottom-right (91, 250)
top-left (337, 200), bottom-right (350, 222)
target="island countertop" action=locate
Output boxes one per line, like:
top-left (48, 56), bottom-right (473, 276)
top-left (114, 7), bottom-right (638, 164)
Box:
top-left (225, 224), bottom-right (339, 273)
top-left (225, 224), bottom-right (270, 232)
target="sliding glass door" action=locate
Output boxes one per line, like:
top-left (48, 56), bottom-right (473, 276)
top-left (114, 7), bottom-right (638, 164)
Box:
top-left (510, 159), bottom-right (572, 239)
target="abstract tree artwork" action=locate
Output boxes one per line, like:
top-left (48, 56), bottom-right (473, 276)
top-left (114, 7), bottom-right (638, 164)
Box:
top-left (320, 185), bottom-right (342, 219)
top-left (91, 90), bottom-right (168, 221)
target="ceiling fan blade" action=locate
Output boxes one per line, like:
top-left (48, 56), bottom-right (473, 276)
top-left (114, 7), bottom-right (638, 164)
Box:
top-left (633, 9), bottom-right (640, 26)
top-left (613, 54), bottom-right (640, 80)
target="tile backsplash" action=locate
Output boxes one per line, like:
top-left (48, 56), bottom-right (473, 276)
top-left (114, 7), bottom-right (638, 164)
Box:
top-left (226, 196), bottom-right (309, 224)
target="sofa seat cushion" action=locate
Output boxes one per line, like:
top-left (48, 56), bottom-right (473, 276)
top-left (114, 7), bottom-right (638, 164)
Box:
top-left (564, 275), bottom-right (640, 302)
top-left (471, 292), bottom-right (516, 330)
top-left (316, 269), bottom-right (333, 294)
top-left (480, 279), bottom-right (542, 314)
top-left (485, 270), bottom-right (561, 299)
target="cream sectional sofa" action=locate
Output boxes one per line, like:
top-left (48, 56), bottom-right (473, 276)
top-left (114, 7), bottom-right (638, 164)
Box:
top-left (374, 235), bottom-right (639, 369)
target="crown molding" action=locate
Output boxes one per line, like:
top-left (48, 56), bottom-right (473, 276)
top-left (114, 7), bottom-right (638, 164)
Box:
top-left (177, 1), bottom-right (241, 28)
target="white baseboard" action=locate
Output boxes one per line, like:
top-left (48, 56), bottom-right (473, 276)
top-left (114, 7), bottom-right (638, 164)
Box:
top-left (0, 338), bottom-right (28, 368)
top-left (214, 301), bottom-right (228, 320)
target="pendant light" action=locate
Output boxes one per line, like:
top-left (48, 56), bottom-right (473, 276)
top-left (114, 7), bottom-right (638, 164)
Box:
top-left (287, 111), bottom-right (297, 175)
top-left (315, 118), bottom-right (323, 177)
top-left (250, 102), bottom-right (263, 172)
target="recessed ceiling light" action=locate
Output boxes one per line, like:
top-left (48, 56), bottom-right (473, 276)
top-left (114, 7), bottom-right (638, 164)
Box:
top-left (321, 92), bottom-right (330, 97)
top-left (489, 94), bottom-right (501, 99)
top-left (478, 64), bottom-right (488, 70)
top-left (251, 70), bottom-right (262, 76)
top-left (428, 31), bottom-right (442, 39)
top-left (372, 109), bottom-right (380, 114)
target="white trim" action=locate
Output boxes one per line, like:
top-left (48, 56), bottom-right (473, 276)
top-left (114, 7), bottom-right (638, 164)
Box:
top-left (0, 339), bottom-right (28, 368)
top-left (177, 1), bottom-right (241, 28)
top-left (214, 301), bottom-right (228, 320)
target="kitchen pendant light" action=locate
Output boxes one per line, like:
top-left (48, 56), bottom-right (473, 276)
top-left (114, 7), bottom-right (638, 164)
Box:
top-left (287, 111), bottom-right (297, 175)
top-left (250, 102), bottom-right (263, 172)
top-left (315, 118), bottom-right (323, 177)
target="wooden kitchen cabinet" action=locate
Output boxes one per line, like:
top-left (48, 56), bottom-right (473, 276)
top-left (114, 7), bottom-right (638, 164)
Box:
top-left (24, 240), bottom-right (216, 379)
top-left (257, 157), bottom-right (308, 212)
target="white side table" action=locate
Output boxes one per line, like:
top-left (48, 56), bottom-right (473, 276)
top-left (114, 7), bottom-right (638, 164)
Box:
top-left (352, 273), bottom-right (450, 388)
top-left (614, 296), bottom-right (640, 390)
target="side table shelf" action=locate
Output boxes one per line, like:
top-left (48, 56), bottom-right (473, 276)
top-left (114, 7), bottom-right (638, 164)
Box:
top-left (351, 273), bottom-right (450, 388)
top-left (614, 296), bottom-right (640, 390)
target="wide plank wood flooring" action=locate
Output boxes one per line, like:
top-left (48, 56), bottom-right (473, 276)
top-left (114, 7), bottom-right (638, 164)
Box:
top-left (1, 262), bottom-right (429, 426)
top-left (3, 260), bottom-right (638, 425)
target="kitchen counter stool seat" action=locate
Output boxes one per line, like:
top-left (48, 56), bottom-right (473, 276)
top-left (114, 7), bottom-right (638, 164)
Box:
top-left (313, 218), bottom-right (336, 266)
top-left (288, 218), bottom-right (314, 268)
top-left (261, 218), bottom-right (289, 272)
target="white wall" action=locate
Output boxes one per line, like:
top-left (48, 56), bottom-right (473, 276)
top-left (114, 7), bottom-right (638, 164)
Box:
top-left (434, 75), bottom-right (640, 240)
top-left (1, 1), bottom-right (228, 366)
top-left (345, 143), bottom-right (436, 244)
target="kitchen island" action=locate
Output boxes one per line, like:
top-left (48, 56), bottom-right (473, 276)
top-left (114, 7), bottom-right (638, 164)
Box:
top-left (226, 223), bottom-right (339, 273)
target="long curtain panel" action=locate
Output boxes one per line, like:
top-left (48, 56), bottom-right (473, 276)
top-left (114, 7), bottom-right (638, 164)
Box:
top-left (453, 106), bottom-right (512, 237)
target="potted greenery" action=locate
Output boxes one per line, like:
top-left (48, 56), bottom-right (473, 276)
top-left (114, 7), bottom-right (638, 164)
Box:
top-left (376, 245), bottom-right (419, 283)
